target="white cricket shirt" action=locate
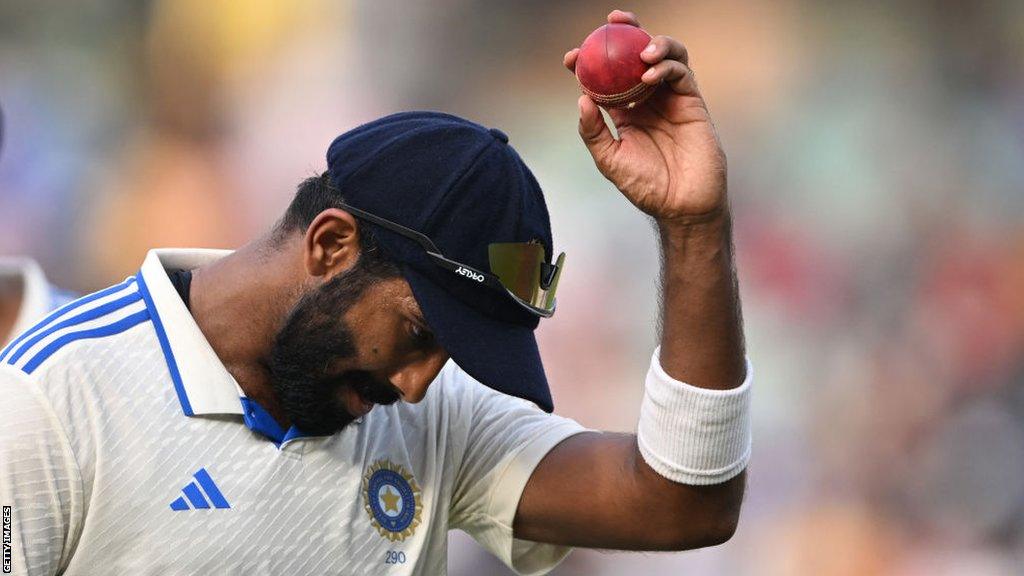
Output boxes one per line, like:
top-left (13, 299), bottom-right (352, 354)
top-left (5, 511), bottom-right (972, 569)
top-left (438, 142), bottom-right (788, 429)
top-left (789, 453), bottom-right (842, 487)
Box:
top-left (0, 249), bottom-right (587, 576)
top-left (0, 258), bottom-right (77, 346)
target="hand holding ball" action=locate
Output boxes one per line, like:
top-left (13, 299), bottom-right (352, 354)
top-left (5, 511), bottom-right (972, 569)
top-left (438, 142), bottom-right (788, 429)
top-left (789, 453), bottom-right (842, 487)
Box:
top-left (575, 23), bottom-right (658, 109)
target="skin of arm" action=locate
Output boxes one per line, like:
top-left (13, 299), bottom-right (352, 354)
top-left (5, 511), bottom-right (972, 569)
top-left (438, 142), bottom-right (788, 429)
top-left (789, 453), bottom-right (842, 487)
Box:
top-left (513, 10), bottom-right (747, 550)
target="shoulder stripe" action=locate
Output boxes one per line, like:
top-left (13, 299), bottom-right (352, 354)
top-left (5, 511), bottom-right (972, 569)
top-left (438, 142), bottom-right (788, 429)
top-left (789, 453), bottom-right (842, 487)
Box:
top-left (21, 309), bottom-right (151, 375)
top-left (134, 271), bottom-right (193, 416)
top-left (0, 277), bottom-right (137, 363)
top-left (6, 291), bottom-right (143, 365)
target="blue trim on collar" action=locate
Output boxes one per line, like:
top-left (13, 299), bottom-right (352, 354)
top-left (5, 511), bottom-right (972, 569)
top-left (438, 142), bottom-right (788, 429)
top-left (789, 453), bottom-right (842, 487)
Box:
top-left (136, 271), bottom-right (194, 416)
top-left (240, 396), bottom-right (309, 446)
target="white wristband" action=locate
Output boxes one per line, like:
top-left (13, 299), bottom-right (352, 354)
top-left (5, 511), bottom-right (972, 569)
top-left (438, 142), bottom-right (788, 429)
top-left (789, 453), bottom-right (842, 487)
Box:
top-left (637, 347), bottom-right (752, 485)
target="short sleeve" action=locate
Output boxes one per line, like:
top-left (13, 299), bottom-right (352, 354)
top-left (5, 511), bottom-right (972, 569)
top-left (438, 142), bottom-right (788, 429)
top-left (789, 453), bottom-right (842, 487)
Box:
top-left (0, 367), bottom-right (82, 576)
top-left (447, 367), bottom-right (588, 576)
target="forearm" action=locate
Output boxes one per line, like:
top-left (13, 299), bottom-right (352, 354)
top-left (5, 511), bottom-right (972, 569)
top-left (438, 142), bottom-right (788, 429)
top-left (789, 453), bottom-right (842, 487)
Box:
top-left (628, 207), bottom-right (748, 541)
top-left (516, 212), bottom-right (751, 550)
top-left (657, 208), bottom-right (745, 390)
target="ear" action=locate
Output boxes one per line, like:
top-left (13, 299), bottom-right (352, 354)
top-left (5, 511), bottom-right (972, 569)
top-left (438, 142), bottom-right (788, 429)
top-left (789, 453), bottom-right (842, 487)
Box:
top-left (302, 208), bottom-right (362, 279)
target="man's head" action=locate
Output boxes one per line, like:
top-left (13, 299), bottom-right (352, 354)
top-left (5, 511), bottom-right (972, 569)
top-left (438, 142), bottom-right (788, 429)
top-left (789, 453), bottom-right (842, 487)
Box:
top-left (268, 173), bottom-right (449, 436)
top-left (262, 112), bottom-right (561, 435)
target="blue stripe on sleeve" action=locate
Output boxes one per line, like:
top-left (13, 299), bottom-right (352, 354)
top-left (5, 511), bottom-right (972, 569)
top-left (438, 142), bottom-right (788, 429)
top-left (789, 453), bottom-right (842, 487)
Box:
top-left (21, 310), bottom-right (150, 374)
top-left (6, 292), bottom-right (143, 365)
top-left (0, 277), bottom-right (136, 363)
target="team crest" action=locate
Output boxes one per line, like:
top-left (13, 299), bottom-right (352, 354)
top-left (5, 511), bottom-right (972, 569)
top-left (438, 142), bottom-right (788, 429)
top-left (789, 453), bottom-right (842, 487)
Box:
top-left (362, 460), bottom-right (422, 542)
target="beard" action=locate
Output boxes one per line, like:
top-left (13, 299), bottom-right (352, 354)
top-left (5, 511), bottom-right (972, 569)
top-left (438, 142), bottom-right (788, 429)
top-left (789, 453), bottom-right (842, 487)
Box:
top-left (268, 265), bottom-right (403, 436)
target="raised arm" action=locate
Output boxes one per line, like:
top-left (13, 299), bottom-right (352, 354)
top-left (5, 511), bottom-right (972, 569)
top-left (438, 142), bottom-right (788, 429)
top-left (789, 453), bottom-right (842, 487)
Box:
top-left (513, 9), bottom-right (748, 550)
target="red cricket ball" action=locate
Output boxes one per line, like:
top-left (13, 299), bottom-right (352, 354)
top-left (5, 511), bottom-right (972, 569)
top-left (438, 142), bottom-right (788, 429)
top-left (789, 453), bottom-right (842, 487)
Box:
top-left (575, 23), bottom-right (657, 109)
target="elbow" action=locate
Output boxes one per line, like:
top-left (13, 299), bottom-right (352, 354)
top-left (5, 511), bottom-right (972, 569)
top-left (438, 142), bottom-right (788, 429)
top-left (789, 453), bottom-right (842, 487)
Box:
top-left (665, 508), bottom-right (740, 551)
top-left (696, 512), bottom-right (740, 548)
top-left (664, 474), bottom-right (746, 551)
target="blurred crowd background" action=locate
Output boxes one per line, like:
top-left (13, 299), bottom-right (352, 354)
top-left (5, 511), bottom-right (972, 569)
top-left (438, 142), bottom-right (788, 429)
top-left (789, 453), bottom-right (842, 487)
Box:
top-left (2, 0), bottom-right (1023, 574)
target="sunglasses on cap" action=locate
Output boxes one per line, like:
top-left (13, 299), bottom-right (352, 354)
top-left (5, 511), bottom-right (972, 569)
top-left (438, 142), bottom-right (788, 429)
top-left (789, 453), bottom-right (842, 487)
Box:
top-left (337, 202), bottom-right (565, 318)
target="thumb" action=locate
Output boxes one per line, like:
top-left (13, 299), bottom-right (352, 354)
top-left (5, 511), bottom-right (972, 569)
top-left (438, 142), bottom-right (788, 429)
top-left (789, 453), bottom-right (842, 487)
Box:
top-left (577, 95), bottom-right (617, 163)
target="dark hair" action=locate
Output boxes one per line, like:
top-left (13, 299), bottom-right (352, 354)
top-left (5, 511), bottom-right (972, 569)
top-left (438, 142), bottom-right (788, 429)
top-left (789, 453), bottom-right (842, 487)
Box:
top-left (276, 172), bottom-right (399, 278)
top-left (278, 172), bottom-right (341, 232)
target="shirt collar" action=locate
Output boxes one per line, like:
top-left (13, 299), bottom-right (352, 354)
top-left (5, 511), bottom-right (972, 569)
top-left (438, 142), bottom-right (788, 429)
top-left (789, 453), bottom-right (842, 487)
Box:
top-left (138, 248), bottom-right (244, 416)
top-left (0, 257), bottom-right (54, 342)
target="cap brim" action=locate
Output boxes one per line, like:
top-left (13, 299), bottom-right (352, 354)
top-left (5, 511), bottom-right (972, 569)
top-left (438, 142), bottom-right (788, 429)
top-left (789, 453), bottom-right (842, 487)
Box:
top-left (401, 264), bottom-right (554, 413)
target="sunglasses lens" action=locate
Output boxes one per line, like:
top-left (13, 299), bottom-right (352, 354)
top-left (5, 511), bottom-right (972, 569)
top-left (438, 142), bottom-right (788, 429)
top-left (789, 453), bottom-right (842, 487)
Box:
top-left (488, 243), bottom-right (565, 314)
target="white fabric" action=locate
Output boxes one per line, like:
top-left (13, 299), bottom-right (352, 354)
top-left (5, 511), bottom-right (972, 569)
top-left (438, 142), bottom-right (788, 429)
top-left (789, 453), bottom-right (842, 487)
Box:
top-left (0, 258), bottom-right (56, 345)
top-left (140, 249), bottom-right (248, 415)
top-left (0, 248), bottom-right (586, 576)
top-left (637, 347), bottom-right (752, 486)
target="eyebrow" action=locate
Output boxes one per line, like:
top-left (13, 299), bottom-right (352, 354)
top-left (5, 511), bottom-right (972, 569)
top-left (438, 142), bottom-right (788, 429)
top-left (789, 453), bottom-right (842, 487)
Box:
top-left (398, 293), bottom-right (428, 326)
top-left (407, 308), bottom-right (429, 328)
top-left (413, 313), bottom-right (431, 331)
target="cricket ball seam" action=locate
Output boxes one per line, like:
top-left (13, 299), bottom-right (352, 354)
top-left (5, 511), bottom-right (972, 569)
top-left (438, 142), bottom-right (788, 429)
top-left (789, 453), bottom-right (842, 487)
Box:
top-left (577, 76), bottom-right (658, 108)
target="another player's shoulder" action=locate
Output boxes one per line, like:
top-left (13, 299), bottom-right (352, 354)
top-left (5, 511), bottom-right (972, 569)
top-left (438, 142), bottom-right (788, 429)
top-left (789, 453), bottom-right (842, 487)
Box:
top-left (0, 275), bottom-right (154, 381)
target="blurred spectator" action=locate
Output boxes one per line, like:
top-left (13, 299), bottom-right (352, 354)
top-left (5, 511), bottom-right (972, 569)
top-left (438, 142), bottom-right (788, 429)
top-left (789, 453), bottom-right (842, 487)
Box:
top-left (0, 258), bottom-right (77, 345)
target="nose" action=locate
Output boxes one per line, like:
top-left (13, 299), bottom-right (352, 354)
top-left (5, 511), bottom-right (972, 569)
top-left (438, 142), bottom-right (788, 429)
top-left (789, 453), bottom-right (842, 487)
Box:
top-left (387, 350), bottom-right (450, 403)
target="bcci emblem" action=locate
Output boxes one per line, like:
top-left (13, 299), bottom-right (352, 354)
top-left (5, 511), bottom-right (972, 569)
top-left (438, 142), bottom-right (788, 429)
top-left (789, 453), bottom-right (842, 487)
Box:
top-left (362, 460), bottom-right (422, 542)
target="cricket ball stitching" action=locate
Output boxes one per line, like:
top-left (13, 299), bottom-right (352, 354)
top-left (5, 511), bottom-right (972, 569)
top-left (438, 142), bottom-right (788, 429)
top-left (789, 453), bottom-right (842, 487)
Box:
top-left (577, 75), bottom-right (658, 108)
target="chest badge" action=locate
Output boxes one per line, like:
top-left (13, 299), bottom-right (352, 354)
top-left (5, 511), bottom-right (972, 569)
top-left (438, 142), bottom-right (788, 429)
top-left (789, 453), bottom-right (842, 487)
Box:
top-left (363, 460), bottom-right (422, 541)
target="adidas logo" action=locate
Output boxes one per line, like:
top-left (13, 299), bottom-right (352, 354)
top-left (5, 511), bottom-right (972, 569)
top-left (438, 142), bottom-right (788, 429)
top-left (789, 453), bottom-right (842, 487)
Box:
top-left (169, 468), bottom-right (231, 511)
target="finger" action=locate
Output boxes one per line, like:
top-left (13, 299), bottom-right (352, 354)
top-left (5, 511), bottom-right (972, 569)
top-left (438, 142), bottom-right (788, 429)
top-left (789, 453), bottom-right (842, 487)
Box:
top-left (605, 107), bottom-right (633, 130)
top-left (640, 35), bottom-right (689, 66)
top-left (641, 59), bottom-right (699, 96)
top-left (563, 48), bottom-right (579, 72)
top-left (607, 9), bottom-right (640, 27)
top-left (577, 95), bottom-right (617, 162)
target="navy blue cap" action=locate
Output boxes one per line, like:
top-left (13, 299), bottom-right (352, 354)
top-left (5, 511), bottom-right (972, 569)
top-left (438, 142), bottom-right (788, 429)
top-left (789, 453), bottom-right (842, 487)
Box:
top-left (326, 111), bottom-right (556, 412)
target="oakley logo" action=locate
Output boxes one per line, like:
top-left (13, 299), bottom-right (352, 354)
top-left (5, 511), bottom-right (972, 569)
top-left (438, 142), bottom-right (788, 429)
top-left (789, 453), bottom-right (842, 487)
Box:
top-left (455, 267), bottom-right (485, 283)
